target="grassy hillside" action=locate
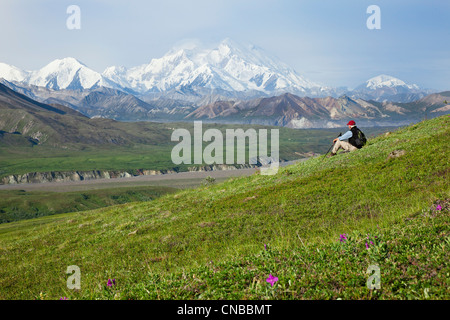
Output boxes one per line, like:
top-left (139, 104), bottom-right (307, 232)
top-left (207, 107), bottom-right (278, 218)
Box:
top-left (0, 116), bottom-right (448, 300)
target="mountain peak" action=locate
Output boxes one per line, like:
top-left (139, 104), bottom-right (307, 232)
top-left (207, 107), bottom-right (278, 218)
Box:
top-left (0, 62), bottom-right (29, 82)
top-left (218, 38), bottom-right (263, 51)
top-left (25, 57), bottom-right (111, 91)
top-left (348, 74), bottom-right (425, 102)
top-left (45, 57), bottom-right (87, 69)
top-left (216, 38), bottom-right (259, 57)
top-left (365, 74), bottom-right (419, 90)
top-left (218, 37), bottom-right (240, 49)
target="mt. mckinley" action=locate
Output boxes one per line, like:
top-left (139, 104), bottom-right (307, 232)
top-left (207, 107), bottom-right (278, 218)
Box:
top-left (0, 39), bottom-right (330, 98)
top-left (103, 38), bottom-right (328, 97)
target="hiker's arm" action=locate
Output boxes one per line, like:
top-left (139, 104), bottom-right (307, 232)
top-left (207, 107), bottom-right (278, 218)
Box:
top-left (333, 131), bottom-right (352, 143)
top-left (339, 131), bottom-right (352, 141)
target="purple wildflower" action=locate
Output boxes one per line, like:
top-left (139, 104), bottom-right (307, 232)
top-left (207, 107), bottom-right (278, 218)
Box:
top-left (266, 274), bottom-right (278, 287)
top-left (59, 297), bottom-right (68, 300)
top-left (339, 234), bottom-right (347, 243)
top-left (365, 242), bottom-right (369, 249)
top-left (107, 279), bottom-right (116, 287)
top-left (264, 244), bottom-right (267, 250)
top-left (436, 205), bottom-right (442, 211)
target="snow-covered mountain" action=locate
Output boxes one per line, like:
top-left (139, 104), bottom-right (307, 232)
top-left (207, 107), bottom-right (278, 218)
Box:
top-left (0, 39), bottom-right (328, 97)
top-left (0, 58), bottom-right (117, 91)
top-left (350, 74), bottom-right (430, 102)
top-left (0, 63), bottom-right (29, 83)
top-left (363, 74), bottom-right (419, 90)
top-left (27, 57), bottom-right (119, 90)
top-left (102, 38), bottom-right (326, 96)
top-left (0, 40), bottom-right (434, 104)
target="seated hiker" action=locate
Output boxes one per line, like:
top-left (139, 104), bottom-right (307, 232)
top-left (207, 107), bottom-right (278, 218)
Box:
top-left (329, 120), bottom-right (366, 157)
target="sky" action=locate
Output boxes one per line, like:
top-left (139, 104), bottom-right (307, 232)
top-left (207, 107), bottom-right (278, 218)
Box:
top-left (0, 0), bottom-right (449, 90)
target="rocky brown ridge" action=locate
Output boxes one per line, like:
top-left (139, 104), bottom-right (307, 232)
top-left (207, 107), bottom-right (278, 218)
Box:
top-left (186, 92), bottom-right (450, 128)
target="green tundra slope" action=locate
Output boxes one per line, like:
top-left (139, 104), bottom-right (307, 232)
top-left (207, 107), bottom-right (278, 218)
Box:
top-left (0, 115), bottom-right (448, 300)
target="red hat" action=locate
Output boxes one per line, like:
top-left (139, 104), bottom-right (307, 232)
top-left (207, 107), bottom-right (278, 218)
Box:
top-left (347, 120), bottom-right (356, 126)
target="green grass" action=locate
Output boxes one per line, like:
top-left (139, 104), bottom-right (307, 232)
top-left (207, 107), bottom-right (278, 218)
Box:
top-left (0, 116), bottom-right (448, 300)
top-left (0, 144), bottom-right (177, 177)
top-left (0, 186), bottom-right (177, 224)
top-left (116, 202), bottom-right (450, 300)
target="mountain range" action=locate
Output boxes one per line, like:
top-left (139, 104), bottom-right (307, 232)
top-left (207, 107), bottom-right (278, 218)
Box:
top-left (0, 39), bottom-right (432, 99)
top-left (186, 91), bottom-right (450, 128)
top-left (0, 39), bottom-right (325, 97)
top-left (0, 38), bottom-right (445, 127)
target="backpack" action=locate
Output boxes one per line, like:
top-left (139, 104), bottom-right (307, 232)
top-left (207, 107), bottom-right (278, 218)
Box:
top-left (349, 126), bottom-right (367, 149)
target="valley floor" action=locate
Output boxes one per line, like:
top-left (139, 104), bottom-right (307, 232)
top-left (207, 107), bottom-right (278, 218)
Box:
top-left (0, 166), bottom-right (257, 193)
top-left (0, 160), bottom-right (305, 193)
